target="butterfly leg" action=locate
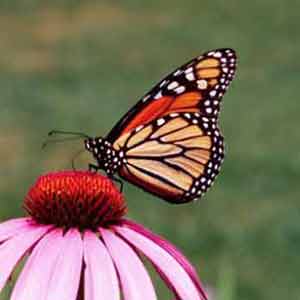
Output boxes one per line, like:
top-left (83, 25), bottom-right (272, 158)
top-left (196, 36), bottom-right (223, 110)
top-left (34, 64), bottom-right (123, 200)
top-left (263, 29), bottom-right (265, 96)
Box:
top-left (88, 163), bottom-right (100, 172)
top-left (72, 158), bottom-right (76, 171)
top-left (109, 175), bottom-right (124, 193)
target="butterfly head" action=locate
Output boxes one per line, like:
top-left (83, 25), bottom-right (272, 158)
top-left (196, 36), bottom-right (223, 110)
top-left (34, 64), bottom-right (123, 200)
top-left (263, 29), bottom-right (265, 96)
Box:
top-left (84, 137), bottom-right (121, 175)
top-left (84, 137), bottom-right (105, 157)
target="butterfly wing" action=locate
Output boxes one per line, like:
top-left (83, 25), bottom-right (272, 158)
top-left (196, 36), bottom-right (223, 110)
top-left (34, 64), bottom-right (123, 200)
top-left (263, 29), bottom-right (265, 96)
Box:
top-left (106, 48), bottom-right (236, 142)
top-left (105, 48), bottom-right (237, 203)
top-left (113, 112), bottom-right (223, 203)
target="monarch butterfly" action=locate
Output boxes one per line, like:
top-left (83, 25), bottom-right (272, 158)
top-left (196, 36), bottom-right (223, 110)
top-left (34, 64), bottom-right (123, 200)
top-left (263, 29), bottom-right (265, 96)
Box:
top-left (54, 48), bottom-right (237, 204)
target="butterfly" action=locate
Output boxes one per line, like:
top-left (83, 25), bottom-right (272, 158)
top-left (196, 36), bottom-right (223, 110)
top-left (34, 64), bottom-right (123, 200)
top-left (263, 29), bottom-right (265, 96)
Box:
top-left (84, 48), bottom-right (237, 204)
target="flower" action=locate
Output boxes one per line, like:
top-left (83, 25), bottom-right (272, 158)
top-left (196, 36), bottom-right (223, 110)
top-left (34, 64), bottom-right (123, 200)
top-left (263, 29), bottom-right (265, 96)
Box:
top-left (0, 170), bottom-right (208, 300)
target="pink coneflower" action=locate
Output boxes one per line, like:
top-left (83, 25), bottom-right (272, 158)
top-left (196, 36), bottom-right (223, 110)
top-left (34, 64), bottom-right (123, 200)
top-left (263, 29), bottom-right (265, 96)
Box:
top-left (0, 170), bottom-right (208, 300)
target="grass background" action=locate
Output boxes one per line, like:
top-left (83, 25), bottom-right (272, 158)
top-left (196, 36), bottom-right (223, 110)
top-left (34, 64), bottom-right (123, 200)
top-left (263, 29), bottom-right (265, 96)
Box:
top-left (0, 0), bottom-right (299, 299)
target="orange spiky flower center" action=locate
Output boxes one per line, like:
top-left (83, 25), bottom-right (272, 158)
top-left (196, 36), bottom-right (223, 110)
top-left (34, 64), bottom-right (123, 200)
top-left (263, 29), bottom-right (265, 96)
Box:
top-left (24, 171), bottom-right (127, 230)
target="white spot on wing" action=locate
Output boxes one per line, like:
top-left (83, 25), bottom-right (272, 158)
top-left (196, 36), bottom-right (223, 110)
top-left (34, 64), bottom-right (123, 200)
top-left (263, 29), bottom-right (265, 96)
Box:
top-left (157, 118), bottom-right (165, 126)
top-left (173, 69), bottom-right (182, 76)
top-left (135, 125), bottom-right (144, 132)
top-left (213, 52), bottom-right (222, 58)
top-left (210, 90), bottom-right (217, 97)
top-left (185, 67), bottom-right (193, 74)
top-left (167, 81), bottom-right (179, 90)
top-left (186, 72), bottom-right (196, 81)
top-left (174, 86), bottom-right (186, 94)
top-left (159, 80), bottom-right (168, 88)
top-left (197, 79), bottom-right (208, 89)
top-left (154, 91), bottom-right (163, 99)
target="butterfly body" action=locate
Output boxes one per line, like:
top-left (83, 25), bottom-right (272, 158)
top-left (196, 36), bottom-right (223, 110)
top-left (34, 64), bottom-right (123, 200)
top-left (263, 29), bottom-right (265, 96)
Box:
top-left (85, 48), bottom-right (237, 204)
top-left (85, 137), bottom-right (122, 176)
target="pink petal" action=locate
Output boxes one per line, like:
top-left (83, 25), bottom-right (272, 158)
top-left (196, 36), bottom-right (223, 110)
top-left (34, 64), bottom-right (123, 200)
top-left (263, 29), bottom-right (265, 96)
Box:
top-left (83, 231), bottom-right (120, 300)
top-left (120, 220), bottom-right (207, 299)
top-left (0, 218), bottom-right (33, 243)
top-left (0, 223), bottom-right (51, 292)
top-left (100, 228), bottom-right (157, 300)
top-left (115, 225), bottom-right (204, 300)
top-left (11, 229), bottom-right (66, 300)
top-left (44, 229), bottom-right (83, 300)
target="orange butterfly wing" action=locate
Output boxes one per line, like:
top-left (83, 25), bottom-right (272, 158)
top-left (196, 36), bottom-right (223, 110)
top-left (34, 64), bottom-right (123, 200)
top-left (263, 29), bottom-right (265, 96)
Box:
top-left (107, 48), bottom-right (236, 141)
top-left (113, 112), bottom-right (223, 203)
top-left (105, 48), bottom-right (236, 203)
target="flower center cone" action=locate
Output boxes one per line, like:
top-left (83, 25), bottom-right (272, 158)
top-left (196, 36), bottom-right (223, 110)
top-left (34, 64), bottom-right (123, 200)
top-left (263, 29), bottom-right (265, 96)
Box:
top-left (24, 170), bottom-right (127, 231)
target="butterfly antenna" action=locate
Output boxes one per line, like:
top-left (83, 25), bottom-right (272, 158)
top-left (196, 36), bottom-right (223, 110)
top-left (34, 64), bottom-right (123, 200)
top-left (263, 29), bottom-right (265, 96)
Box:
top-left (43, 130), bottom-right (91, 149)
top-left (48, 130), bottom-right (90, 139)
top-left (42, 136), bottom-right (87, 150)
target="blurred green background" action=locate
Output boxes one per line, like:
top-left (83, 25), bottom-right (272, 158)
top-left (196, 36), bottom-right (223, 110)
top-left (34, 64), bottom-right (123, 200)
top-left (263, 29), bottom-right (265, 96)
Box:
top-left (0, 0), bottom-right (299, 299)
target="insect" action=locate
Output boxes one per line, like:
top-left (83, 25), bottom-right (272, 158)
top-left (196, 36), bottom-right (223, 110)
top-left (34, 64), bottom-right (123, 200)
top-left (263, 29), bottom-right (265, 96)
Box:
top-left (51, 48), bottom-right (237, 203)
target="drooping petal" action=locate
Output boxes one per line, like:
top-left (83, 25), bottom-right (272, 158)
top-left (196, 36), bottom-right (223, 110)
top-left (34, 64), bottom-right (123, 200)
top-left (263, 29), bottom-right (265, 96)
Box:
top-left (100, 228), bottom-right (157, 300)
top-left (0, 218), bottom-right (33, 243)
top-left (122, 219), bottom-right (208, 299)
top-left (44, 229), bottom-right (83, 300)
top-left (115, 225), bottom-right (206, 300)
top-left (83, 231), bottom-right (120, 300)
top-left (120, 219), bottom-right (207, 299)
top-left (11, 229), bottom-right (66, 300)
top-left (0, 223), bottom-right (51, 292)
